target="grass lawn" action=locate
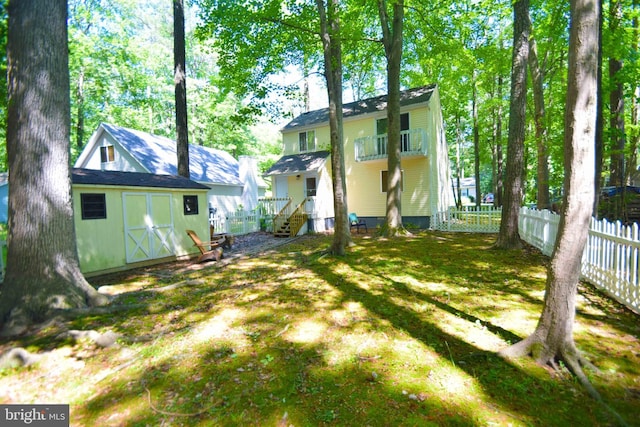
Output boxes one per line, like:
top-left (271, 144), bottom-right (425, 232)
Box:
top-left (1, 231), bottom-right (639, 426)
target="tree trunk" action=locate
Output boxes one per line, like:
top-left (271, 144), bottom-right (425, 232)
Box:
top-left (528, 30), bottom-right (550, 210)
top-left (496, 76), bottom-right (504, 208)
top-left (455, 116), bottom-right (463, 209)
top-left (316, 0), bottom-right (351, 255)
top-left (174, 0), bottom-right (190, 178)
top-left (627, 0), bottom-right (639, 188)
top-left (75, 68), bottom-right (85, 150)
top-left (594, 0), bottom-right (604, 218)
top-left (378, 0), bottom-right (406, 236)
top-left (501, 0), bottom-right (600, 399)
top-left (495, 0), bottom-right (530, 249)
top-left (473, 77), bottom-right (481, 209)
top-left (1, 0), bottom-right (108, 335)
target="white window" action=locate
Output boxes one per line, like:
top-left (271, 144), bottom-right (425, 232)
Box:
top-left (100, 145), bottom-right (115, 163)
top-left (299, 130), bottom-right (316, 152)
top-left (306, 177), bottom-right (317, 197)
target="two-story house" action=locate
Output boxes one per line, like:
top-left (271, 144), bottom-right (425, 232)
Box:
top-left (265, 84), bottom-right (453, 234)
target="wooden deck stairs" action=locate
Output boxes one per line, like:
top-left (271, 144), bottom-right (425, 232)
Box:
top-left (273, 198), bottom-right (308, 237)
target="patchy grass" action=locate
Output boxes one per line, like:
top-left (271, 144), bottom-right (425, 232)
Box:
top-left (1, 231), bottom-right (639, 426)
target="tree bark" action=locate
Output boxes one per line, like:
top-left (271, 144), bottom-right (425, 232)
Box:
top-left (75, 68), bottom-right (85, 150)
top-left (500, 0), bottom-right (600, 399)
top-left (317, 0), bottom-right (352, 255)
top-left (473, 77), bottom-right (481, 209)
top-left (174, 0), bottom-right (190, 178)
top-left (495, 0), bottom-right (530, 248)
top-left (378, 0), bottom-right (407, 236)
top-left (528, 30), bottom-right (551, 210)
top-left (496, 76), bottom-right (504, 208)
top-left (1, 0), bottom-right (108, 335)
top-left (594, 0), bottom-right (604, 217)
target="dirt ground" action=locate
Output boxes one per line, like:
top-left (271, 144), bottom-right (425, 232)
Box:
top-left (90, 231), bottom-right (299, 287)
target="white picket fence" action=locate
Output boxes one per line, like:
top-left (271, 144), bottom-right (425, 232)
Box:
top-left (432, 205), bottom-right (502, 233)
top-left (211, 209), bottom-right (261, 235)
top-left (519, 206), bottom-right (640, 313)
top-left (210, 198), bottom-right (292, 235)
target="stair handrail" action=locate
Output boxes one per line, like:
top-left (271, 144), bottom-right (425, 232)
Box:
top-left (273, 198), bottom-right (293, 233)
top-left (288, 199), bottom-right (308, 236)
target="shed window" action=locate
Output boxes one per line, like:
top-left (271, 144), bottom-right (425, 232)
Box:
top-left (100, 145), bottom-right (115, 163)
top-left (381, 170), bottom-right (404, 193)
top-left (81, 193), bottom-right (107, 220)
top-left (183, 195), bottom-right (199, 215)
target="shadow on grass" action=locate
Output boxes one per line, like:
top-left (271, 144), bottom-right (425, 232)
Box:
top-left (4, 232), bottom-right (636, 425)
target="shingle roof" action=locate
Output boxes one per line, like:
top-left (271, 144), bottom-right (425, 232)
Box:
top-left (71, 168), bottom-right (210, 190)
top-left (264, 151), bottom-right (330, 176)
top-left (282, 84), bottom-right (437, 131)
top-left (101, 123), bottom-right (243, 186)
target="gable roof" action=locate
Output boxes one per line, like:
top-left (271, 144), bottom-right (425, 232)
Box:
top-left (72, 168), bottom-right (209, 190)
top-left (265, 151), bottom-right (330, 176)
top-left (98, 123), bottom-right (243, 186)
top-left (282, 84), bottom-right (437, 131)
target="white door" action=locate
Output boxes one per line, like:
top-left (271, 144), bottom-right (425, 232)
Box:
top-left (123, 192), bottom-right (175, 263)
top-left (275, 176), bottom-right (288, 198)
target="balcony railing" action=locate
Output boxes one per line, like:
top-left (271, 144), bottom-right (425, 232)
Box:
top-left (354, 128), bottom-right (427, 162)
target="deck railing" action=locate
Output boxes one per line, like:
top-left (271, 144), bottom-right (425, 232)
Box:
top-left (273, 199), bottom-right (294, 235)
top-left (354, 128), bottom-right (427, 162)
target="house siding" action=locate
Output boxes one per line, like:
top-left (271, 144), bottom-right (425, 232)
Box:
top-left (277, 86), bottom-right (452, 231)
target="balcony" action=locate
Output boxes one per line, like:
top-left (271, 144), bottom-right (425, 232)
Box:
top-left (354, 128), bottom-right (427, 162)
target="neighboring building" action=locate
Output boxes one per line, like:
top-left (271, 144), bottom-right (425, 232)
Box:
top-left (72, 168), bottom-right (210, 276)
top-left (0, 173), bottom-right (7, 223)
top-left (265, 84), bottom-right (453, 233)
top-left (457, 176), bottom-right (477, 202)
top-left (75, 123), bottom-right (267, 215)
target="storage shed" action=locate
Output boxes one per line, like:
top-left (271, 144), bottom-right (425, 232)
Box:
top-left (72, 168), bottom-right (211, 276)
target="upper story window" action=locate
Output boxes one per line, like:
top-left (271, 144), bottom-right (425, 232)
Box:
top-left (299, 130), bottom-right (316, 152)
top-left (376, 113), bottom-right (409, 135)
top-left (100, 145), bottom-right (115, 163)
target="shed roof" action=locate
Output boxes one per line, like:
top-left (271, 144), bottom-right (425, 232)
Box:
top-left (100, 123), bottom-right (243, 186)
top-left (264, 151), bottom-right (330, 176)
top-left (282, 84), bottom-right (436, 131)
top-left (72, 168), bottom-right (209, 190)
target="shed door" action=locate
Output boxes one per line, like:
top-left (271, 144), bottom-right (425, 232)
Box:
top-left (123, 193), bottom-right (174, 263)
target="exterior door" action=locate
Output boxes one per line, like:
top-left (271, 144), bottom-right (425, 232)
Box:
top-left (275, 176), bottom-right (288, 198)
top-left (123, 192), bottom-right (175, 263)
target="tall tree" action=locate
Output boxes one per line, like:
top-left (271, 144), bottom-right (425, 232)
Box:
top-left (495, 0), bottom-right (530, 248)
top-left (608, 0), bottom-right (625, 190)
top-left (594, 0), bottom-right (604, 216)
top-left (378, 0), bottom-right (406, 236)
top-left (317, 0), bottom-right (352, 255)
top-left (501, 0), bottom-right (600, 398)
top-left (174, 0), bottom-right (190, 178)
top-left (0, 0), bottom-right (108, 335)
top-left (528, 23), bottom-right (551, 210)
top-left (472, 75), bottom-right (481, 208)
